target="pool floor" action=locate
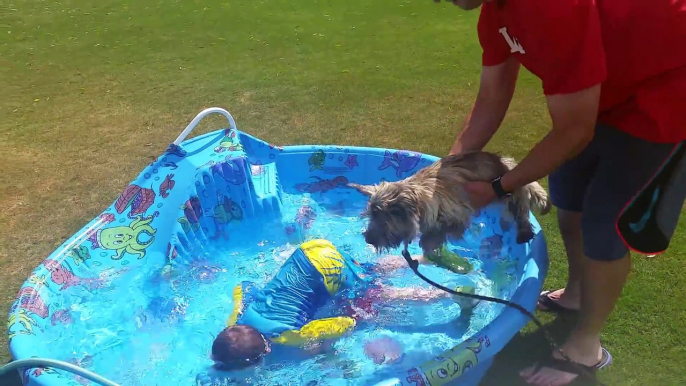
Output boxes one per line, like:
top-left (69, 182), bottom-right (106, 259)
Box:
top-left (36, 192), bottom-right (514, 386)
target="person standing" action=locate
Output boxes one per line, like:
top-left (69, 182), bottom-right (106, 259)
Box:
top-left (442, 0), bottom-right (686, 384)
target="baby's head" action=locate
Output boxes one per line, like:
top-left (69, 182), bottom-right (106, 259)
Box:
top-left (211, 325), bottom-right (270, 370)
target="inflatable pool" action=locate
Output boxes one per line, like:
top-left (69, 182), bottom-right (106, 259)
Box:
top-left (6, 107), bottom-right (548, 386)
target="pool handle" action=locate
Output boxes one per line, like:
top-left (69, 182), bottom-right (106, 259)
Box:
top-left (0, 358), bottom-right (121, 386)
top-left (173, 107), bottom-right (238, 145)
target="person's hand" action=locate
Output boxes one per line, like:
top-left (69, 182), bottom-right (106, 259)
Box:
top-left (464, 181), bottom-right (497, 209)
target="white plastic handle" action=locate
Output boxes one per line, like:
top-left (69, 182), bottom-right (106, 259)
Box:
top-left (173, 107), bottom-right (238, 145)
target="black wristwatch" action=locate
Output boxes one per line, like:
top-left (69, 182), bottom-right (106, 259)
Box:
top-left (491, 176), bottom-right (511, 199)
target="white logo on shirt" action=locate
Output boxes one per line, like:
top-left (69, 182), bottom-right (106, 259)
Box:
top-left (499, 27), bottom-right (526, 54)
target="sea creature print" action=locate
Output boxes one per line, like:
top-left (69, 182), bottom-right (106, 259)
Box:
top-left (7, 309), bottom-right (40, 341)
top-left (210, 193), bottom-right (243, 240)
top-left (344, 155), bottom-right (359, 170)
top-left (90, 215), bottom-right (156, 260)
top-left (65, 245), bottom-right (91, 266)
top-left (178, 197), bottom-right (202, 233)
top-left (207, 157), bottom-right (248, 185)
top-left (115, 184), bottom-right (157, 218)
top-left (294, 176), bottom-right (349, 194)
top-left (214, 129), bottom-right (244, 153)
top-left (378, 150), bottom-right (422, 178)
top-left (165, 143), bottom-right (187, 158)
top-left (50, 309), bottom-right (73, 326)
top-left (421, 339), bottom-right (482, 385)
top-left (308, 150), bottom-right (326, 171)
top-left (43, 259), bottom-right (104, 291)
top-left (159, 174), bottom-right (176, 198)
top-left (162, 161), bottom-right (178, 170)
top-left (405, 368), bottom-right (428, 386)
top-left (166, 243), bottom-right (178, 261)
top-left (8, 287), bottom-right (49, 340)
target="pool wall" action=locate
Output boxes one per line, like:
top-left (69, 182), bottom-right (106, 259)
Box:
top-left (7, 108), bottom-right (548, 386)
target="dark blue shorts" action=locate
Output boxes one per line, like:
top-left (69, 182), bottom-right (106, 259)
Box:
top-left (549, 125), bottom-right (685, 261)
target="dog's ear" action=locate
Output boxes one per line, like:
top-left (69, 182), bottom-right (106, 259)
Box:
top-left (348, 183), bottom-right (376, 196)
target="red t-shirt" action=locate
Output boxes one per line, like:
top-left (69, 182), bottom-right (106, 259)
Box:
top-left (477, 0), bottom-right (686, 143)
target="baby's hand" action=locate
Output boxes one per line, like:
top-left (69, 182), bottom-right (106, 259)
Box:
top-left (364, 337), bottom-right (404, 365)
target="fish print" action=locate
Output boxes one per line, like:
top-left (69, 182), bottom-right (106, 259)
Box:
top-left (210, 158), bottom-right (248, 185)
top-left (308, 150), bottom-right (326, 171)
top-left (378, 150), bottom-right (422, 178)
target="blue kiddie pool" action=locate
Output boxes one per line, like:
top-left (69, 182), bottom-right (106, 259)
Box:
top-left (6, 108), bottom-right (548, 386)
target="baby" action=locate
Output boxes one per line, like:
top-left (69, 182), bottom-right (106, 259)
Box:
top-left (210, 239), bottom-right (453, 371)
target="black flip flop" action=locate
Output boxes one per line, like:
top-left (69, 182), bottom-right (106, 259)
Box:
top-left (537, 291), bottom-right (578, 313)
top-left (526, 347), bottom-right (613, 383)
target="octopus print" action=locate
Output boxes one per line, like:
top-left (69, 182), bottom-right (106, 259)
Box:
top-left (91, 215), bottom-right (156, 260)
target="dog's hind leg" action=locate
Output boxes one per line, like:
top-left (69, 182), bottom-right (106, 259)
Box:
top-left (524, 181), bottom-right (552, 215)
top-left (508, 194), bottom-right (535, 244)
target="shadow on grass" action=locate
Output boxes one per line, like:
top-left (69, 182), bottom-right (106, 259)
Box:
top-left (480, 313), bottom-right (601, 386)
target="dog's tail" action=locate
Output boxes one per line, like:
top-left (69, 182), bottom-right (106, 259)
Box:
top-left (500, 156), bottom-right (551, 216)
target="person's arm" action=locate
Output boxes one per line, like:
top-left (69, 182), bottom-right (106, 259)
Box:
top-left (374, 254), bottom-right (433, 274)
top-left (463, 0), bottom-right (607, 207)
top-left (372, 285), bottom-right (449, 302)
top-left (449, 56), bottom-right (520, 155)
top-left (500, 85), bottom-right (600, 193)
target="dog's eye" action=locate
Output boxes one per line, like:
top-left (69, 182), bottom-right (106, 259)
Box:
top-left (389, 206), bottom-right (405, 217)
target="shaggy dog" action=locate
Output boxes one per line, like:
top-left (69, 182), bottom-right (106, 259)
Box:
top-left (349, 151), bottom-right (551, 254)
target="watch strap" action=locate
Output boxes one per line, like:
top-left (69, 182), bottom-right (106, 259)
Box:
top-left (491, 176), bottom-right (510, 199)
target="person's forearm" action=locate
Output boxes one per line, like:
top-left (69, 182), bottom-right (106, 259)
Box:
top-left (500, 85), bottom-right (600, 193)
top-left (450, 97), bottom-right (509, 154)
top-left (450, 58), bottom-right (520, 155)
top-left (501, 125), bottom-right (593, 193)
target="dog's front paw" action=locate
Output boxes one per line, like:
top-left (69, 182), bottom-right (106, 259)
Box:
top-left (419, 231), bottom-right (447, 255)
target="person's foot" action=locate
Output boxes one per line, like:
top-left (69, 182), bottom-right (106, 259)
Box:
top-left (537, 288), bottom-right (580, 312)
top-left (520, 337), bottom-right (610, 386)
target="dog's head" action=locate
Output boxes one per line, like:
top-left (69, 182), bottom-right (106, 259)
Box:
top-left (349, 182), bottom-right (423, 252)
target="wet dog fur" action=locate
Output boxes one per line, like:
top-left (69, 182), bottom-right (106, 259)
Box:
top-left (349, 151), bottom-right (551, 254)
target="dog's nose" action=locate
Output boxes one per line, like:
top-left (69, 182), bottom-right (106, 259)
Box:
top-left (363, 230), bottom-right (376, 245)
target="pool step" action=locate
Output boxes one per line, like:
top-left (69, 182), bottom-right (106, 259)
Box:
top-left (170, 134), bottom-right (285, 261)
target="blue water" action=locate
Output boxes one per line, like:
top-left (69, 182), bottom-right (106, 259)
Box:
top-left (36, 192), bottom-right (514, 386)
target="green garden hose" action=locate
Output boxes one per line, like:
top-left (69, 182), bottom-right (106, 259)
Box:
top-left (0, 358), bottom-right (120, 386)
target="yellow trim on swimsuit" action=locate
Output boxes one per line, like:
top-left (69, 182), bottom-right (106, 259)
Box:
top-left (301, 239), bottom-right (346, 296)
top-left (270, 316), bottom-right (356, 347)
top-left (226, 283), bottom-right (243, 326)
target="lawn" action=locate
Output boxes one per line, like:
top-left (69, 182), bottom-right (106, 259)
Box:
top-left (1, 0), bottom-right (685, 385)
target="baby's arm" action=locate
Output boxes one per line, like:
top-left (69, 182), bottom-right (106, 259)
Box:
top-left (374, 254), bottom-right (434, 274)
top-left (369, 284), bottom-right (449, 302)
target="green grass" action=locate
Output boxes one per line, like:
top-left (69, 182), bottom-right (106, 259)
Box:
top-left (1, 1), bottom-right (685, 385)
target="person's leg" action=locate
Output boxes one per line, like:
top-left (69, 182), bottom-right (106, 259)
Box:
top-left (539, 133), bottom-right (599, 312)
top-left (542, 209), bottom-right (585, 311)
top-left (522, 125), bottom-right (682, 386)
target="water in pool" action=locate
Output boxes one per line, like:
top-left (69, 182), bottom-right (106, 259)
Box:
top-left (37, 191), bottom-right (518, 386)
